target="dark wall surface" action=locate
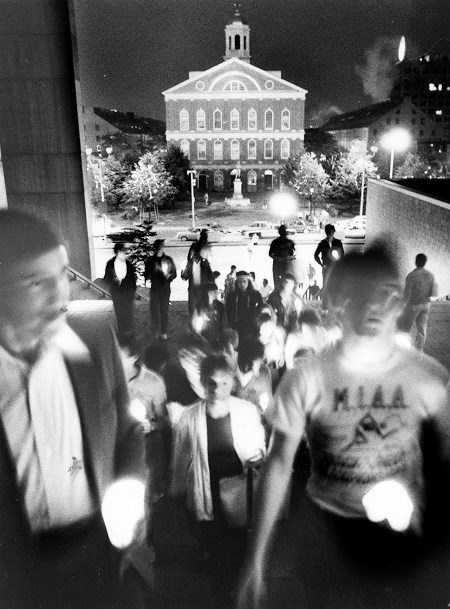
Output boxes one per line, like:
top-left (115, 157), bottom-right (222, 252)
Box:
top-left (0, 0), bottom-right (91, 275)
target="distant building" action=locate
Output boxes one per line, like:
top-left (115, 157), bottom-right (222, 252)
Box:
top-left (163, 6), bottom-right (307, 193)
top-left (79, 106), bottom-right (166, 153)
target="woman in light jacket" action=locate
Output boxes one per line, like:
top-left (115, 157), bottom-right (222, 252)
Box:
top-left (169, 353), bottom-right (265, 603)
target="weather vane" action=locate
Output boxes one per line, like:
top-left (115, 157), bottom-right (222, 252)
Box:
top-left (234, 1), bottom-right (241, 18)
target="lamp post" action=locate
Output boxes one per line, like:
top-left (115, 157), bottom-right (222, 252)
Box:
top-left (86, 146), bottom-right (112, 238)
top-left (187, 169), bottom-right (197, 229)
top-left (381, 128), bottom-right (411, 179)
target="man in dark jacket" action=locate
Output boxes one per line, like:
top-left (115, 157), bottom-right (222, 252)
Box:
top-left (182, 248), bottom-right (214, 320)
top-left (268, 224), bottom-right (296, 288)
top-left (225, 270), bottom-right (263, 341)
top-left (314, 224), bottom-right (344, 306)
top-left (144, 239), bottom-right (177, 340)
top-left (104, 243), bottom-right (137, 346)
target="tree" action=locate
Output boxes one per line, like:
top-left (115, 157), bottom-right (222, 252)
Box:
top-left (101, 131), bottom-right (161, 168)
top-left (394, 152), bottom-right (428, 178)
top-left (304, 128), bottom-right (339, 160)
top-left (328, 142), bottom-right (378, 207)
top-left (286, 152), bottom-right (331, 214)
top-left (159, 144), bottom-right (192, 200)
top-left (122, 150), bottom-right (177, 215)
top-left (86, 154), bottom-right (128, 211)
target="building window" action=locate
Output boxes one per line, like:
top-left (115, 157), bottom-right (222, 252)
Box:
top-left (213, 109), bottom-right (222, 130)
top-left (411, 118), bottom-right (416, 124)
top-left (247, 170), bottom-right (257, 191)
top-left (373, 129), bottom-right (378, 136)
top-left (180, 109), bottom-right (189, 131)
top-left (224, 80), bottom-right (247, 91)
top-left (214, 140), bottom-right (223, 160)
top-left (264, 139), bottom-right (273, 159)
top-left (248, 108), bottom-right (257, 130)
top-left (265, 109), bottom-right (273, 130)
top-left (95, 124), bottom-right (100, 131)
top-left (230, 109), bottom-right (240, 130)
top-left (96, 136), bottom-right (101, 143)
top-left (235, 34), bottom-right (241, 50)
top-left (248, 139), bottom-right (257, 159)
top-left (180, 140), bottom-right (190, 158)
top-left (230, 139), bottom-right (240, 160)
top-left (214, 170), bottom-right (224, 191)
top-left (280, 139), bottom-right (290, 159)
top-left (197, 139), bottom-right (206, 160)
top-left (395, 118), bottom-right (400, 124)
top-left (281, 109), bottom-right (290, 130)
top-left (420, 118), bottom-right (425, 124)
top-left (196, 109), bottom-right (206, 130)
top-left (420, 130), bottom-right (424, 136)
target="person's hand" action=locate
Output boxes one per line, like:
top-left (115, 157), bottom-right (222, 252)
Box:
top-left (236, 563), bottom-right (268, 609)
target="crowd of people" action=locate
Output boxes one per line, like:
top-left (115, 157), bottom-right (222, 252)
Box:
top-left (1, 208), bottom-right (448, 609)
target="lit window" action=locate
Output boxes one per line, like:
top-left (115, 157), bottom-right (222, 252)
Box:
top-left (180, 140), bottom-right (190, 158)
top-left (281, 139), bottom-right (290, 159)
top-left (247, 139), bottom-right (257, 159)
top-left (214, 140), bottom-right (223, 160)
top-left (265, 109), bottom-right (273, 130)
top-left (281, 109), bottom-right (290, 130)
top-left (180, 109), bottom-right (189, 131)
top-left (436, 110), bottom-right (443, 115)
top-left (248, 109), bottom-right (257, 130)
top-left (197, 140), bottom-right (206, 160)
top-left (230, 109), bottom-right (240, 130)
top-left (213, 109), bottom-right (222, 130)
top-left (264, 139), bottom-right (273, 159)
top-left (438, 84), bottom-right (443, 91)
top-left (230, 139), bottom-right (240, 160)
top-left (224, 80), bottom-right (247, 91)
top-left (429, 83), bottom-right (436, 91)
top-left (196, 109), bottom-right (206, 130)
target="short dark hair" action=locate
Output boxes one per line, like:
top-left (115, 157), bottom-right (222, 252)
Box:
top-left (415, 253), bottom-right (427, 267)
top-left (278, 224), bottom-right (287, 235)
top-left (114, 243), bottom-right (126, 254)
top-left (326, 246), bottom-right (400, 308)
top-left (298, 308), bottom-right (321, 327)
top-left (200, 354), bottom-right (235, 386)
top-left (0, 209), bottom-right (61, 278)
top-left (325, 224), bottom-right (335, 236)
top-left (231, 265), bottom-right (236, 271)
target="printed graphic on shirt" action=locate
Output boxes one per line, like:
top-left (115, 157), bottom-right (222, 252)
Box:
top-left (314, 385), bottom-right (416, 484)
top-left (68, 456), bottom-right (84, 479)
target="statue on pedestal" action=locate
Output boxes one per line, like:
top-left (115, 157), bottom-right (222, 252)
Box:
top-left (235, 160), bottom-right (242, 180)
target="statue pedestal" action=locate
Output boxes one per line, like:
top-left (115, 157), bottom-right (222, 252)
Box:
top-left (225, 179), bottom-right (251, 207)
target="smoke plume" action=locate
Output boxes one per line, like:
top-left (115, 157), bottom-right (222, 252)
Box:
top-left (309, 103), bottom-right (343, 127)
top-left (355, 36), bottom-right (399, 102)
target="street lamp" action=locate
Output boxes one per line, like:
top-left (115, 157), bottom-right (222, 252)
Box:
top-left (187, 169), bottom-right (197, 228)
top-left (381, 128), bottom-right (411, 179)
top-left (268, 191), bottom-right (298, 224)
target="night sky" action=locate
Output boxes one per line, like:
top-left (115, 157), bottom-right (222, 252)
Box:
top-left (74, 0), bottom-right (448, 126)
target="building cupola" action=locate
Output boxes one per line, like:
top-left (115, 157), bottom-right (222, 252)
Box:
top-left (223, 2), bottom-right (251, 63)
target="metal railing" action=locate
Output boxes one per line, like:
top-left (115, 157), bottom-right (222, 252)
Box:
top-left (67, 267), bottom-right (149, 302)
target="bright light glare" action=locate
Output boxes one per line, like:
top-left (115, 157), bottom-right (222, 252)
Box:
top-left (101, 479), bottom-right (145, 548)
top-left (362, 480), bottom-right (413, 532)
top-left (398, 36), bottom-right (406, 62)
top-left (381, 128), bottom-right (411, 152)
top-left (331, 249), bottom-right (341, 260)
top-left (395, 332), bottom-right (413, 349)
top-left (259, 393), bottom-right (270, 412)
top-left (129, 397), bottom-right (147, 423)
top-left (268, 192), bottom-right (298, 220)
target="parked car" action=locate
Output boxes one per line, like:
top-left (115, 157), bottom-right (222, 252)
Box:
top-left (175, 227), bottom-right (222, 242)
top-left (344, 217), bottom-right (366, 239)
top-left (105, 225), bottom-right (156, 243)
top-left (240, 221), bottom-right (278, 238)
top-left (288, 220), bottom-right (311, 233)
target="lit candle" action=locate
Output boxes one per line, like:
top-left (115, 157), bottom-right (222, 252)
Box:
top-left (259, 393), bottom-right (269, 412)
top-left (362, 479), bottom-right (413, 532)
top-left (101, 478), bottom-right (146, 548)
top-left (161, 260), bottom-right (169, 276)
top-left (129, 397), bottom-right (147, 423)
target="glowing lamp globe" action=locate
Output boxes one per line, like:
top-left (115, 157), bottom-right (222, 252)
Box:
top-left (398, 36), bottom-right (406, 62)
top-left (381, 128), bottom-right (411, 152)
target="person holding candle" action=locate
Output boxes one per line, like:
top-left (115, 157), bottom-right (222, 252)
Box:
top-left (144, 239), bottom-right (177, 341)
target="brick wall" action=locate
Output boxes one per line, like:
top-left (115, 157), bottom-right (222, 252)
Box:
top-left (366, 179), bottom-right (450, 297)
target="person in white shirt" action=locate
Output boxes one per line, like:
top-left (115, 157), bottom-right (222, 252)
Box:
top-left (259, 278), bottom-right (273, 302)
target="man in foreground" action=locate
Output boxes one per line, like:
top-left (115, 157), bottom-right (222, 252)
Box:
top-left (237, 245), bottom-right (449, 609)
top-left (0, 210), bottom-right (147, 608)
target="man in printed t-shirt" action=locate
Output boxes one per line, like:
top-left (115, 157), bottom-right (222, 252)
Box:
top-left (237, 246), bottom-right (450, 609)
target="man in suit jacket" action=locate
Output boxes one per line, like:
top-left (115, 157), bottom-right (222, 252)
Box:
top-left (104, 243), bottom-right (137, 346)
top-left (0, 210), bottom-right (147, 609)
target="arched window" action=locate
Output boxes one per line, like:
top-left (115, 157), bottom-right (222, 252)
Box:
top-left (247, 139), bottom-right (257, 159)
top-left (264, 109), bottom-right (273, 130)
top-left (247, 169), bottom-right (257, 191)
top-left (196, 109), bottom-right (206, 130)
top-left (264, 139), bottom-right (273, 159)
top-left (213, 109), bottom-right (222, 130)
top-left (280, 139), bottom-right (290, 159)
top-left (180, 139), bottom-right (190, 159)
top-left (230, 109), bottom-right (240, 130)
top-left (235, 34), bottom-right (241, 50)
top-left (248, 108), bottom-right (257, 130)
top-left (197, 139), bottom-right (206, 160)
top-left (230, 139), bottom-right (240, 160)
top-left (281, 109), bottom-right (291, 130)
top-left (180, 109), bottom-right (189, 131)
top-left (214, 170), bottom-right (224, 191)
top-left (224, 80), bottom-right (247, 91)
top-left (214, 140), bottom-right (223, 160)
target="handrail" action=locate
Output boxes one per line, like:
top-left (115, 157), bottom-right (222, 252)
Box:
top-left (67, 266), bottom-right (149, 302)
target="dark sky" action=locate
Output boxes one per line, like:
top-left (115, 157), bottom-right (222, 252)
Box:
top-left (74, 0), bottom-right (448, 126)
